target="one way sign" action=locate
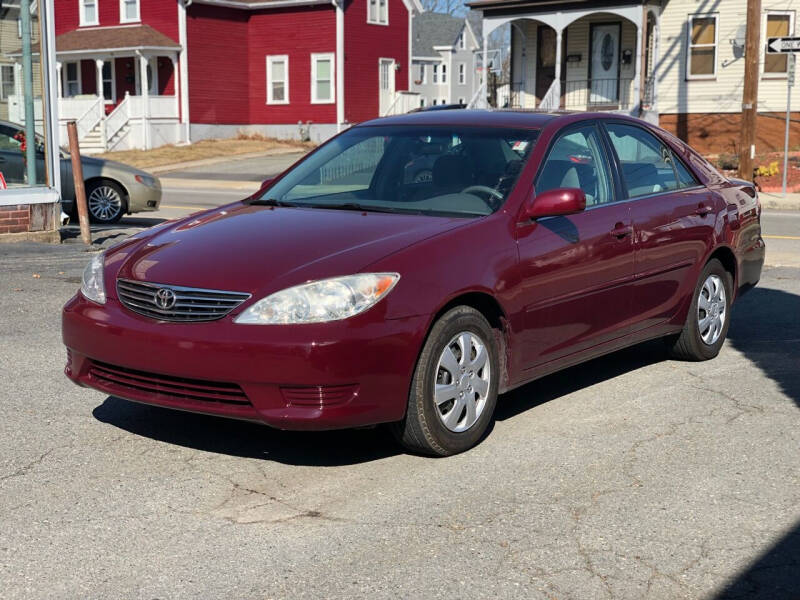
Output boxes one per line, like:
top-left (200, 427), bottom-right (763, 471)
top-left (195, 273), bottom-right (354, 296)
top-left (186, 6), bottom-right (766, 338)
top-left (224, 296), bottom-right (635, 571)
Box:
top-left (768, 36), bottom-right (800, 53)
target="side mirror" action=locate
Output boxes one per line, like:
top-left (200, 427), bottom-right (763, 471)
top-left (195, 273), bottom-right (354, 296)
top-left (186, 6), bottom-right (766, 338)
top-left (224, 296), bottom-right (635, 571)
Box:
top-left (523, 187), bottom-right (586, 220)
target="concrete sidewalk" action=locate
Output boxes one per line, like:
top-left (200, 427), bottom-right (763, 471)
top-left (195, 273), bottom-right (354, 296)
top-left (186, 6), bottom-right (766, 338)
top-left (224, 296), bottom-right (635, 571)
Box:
top-left (758, 191), bottom-right (800, 211)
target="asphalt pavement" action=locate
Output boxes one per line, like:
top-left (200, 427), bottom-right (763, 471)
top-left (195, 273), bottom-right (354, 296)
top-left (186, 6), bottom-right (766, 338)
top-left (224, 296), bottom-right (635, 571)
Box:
top-left (1, 220), bottom-right (799, 597)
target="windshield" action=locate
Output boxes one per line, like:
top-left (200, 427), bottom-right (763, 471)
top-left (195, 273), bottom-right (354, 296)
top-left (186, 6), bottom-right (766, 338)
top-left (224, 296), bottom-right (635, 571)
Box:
top-left (254, 125), bottom-right (538, 217)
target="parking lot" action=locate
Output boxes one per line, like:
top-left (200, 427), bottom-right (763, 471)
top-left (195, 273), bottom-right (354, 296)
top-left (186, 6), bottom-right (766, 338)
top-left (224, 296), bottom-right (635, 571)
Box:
top-left (1, 228), bottom-right (798, 598)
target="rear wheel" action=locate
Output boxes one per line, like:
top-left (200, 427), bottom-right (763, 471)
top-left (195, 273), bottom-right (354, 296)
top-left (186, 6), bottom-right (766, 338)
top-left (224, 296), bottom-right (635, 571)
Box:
top-left (392, 306), bottom-right (499, 456)
top-left (666, 258), bottom-right (732, 361)
top-left (87, 180), bottom-right (127, 224)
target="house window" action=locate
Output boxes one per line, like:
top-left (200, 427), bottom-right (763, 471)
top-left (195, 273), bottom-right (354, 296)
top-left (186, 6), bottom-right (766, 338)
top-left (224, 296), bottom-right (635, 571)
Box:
top-left (419, 97), bottom-right (426, 107)
top-left (441, 64), bottom-right (447, 84)
top-left (458, 97), bottom-right (465, 105)
top-left (458, 63), bottom-right (465, 84)
top-left (417, 63), bottom-right (425, 84)
top-left (368, 0), bottom-right (388, 25)
top-left (311, 53), bottom-right (334, 103)
top-left (765, 12), bottom-right (794, 75)
top-left (120, 0), bottom-right (140, 23)
top-left (266, 55), bottom-right (289, 104)
top-left (441, 98), bottom-right (446, 105)
top-left (102, 61), bottom-right (115, 102)
top-left (0, 65), bottom-right (14, 100)
top-left (687, 14), bottom-right (717, 78)
top-left (80, 0), bottom-right (99, 26)
top-left (63, 62), bottom-right (81, 97)
top-left (432, 99), bottom-right (437, 105)
top-left (432, 64), bottom-right (438, 83)
top-left (458, 31), bottom-right (466, 50)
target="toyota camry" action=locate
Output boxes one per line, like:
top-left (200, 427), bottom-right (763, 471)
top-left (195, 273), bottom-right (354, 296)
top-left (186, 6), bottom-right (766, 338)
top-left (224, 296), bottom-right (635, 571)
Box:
top-left (62, 110), bottom-right (765, 455)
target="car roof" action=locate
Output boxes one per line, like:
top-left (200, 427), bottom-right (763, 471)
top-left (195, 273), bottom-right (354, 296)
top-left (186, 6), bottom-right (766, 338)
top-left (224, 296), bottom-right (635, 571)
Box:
top-left (357, 109), bottom-right (561, 130)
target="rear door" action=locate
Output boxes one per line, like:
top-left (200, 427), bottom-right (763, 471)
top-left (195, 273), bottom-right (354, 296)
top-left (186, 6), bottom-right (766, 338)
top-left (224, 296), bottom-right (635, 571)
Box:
top-left (516, 122), bottom-right (636, 369)
top-left (602, 121), bottom-right (720, 332)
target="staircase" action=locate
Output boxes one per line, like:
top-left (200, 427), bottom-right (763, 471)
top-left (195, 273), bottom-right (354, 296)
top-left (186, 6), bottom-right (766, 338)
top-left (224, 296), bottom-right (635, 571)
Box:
top-left (79, 123), bottom-right (106, 155)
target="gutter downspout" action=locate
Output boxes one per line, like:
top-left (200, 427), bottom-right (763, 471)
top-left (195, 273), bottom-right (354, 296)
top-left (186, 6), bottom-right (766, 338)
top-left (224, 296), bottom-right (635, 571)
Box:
top-left (179, 0), bottom-right (192, 143)
top-left (333, 0), bottom-right (344, 132)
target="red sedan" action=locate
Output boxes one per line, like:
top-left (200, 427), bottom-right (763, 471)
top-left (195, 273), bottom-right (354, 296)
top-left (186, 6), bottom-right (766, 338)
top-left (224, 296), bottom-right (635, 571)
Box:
top-left (62, 111), bottom-right (765, 455)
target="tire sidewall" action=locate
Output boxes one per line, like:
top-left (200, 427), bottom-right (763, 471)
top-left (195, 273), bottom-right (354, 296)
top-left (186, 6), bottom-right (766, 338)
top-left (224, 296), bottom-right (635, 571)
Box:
top-left (688, 259), bottom-right (733, 359)
top-left (414, 308), bottom-right (500, 454)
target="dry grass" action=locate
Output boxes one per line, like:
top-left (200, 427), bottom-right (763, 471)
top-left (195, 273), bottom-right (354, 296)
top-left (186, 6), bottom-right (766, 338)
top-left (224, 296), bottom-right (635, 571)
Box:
top-left (95, 132), bottom-right (314, 170)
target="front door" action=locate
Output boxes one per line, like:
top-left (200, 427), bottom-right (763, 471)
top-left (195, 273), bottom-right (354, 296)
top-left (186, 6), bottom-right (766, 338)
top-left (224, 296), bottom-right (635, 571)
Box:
top-left (590, 23), bottom-right (620, 105)
top-left (379, 58), bottom-right (396, 115)
top-left (516, 122), bottom-right (636, 370)
top-left (535, 26), bottom-right (556, 104)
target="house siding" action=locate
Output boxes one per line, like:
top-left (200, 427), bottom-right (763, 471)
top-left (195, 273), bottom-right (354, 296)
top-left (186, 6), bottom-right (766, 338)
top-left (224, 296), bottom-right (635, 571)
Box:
top-left (344, 0), bottom-right (410, 122)
top-left (186, 4), bottom-right (249, 124)
top-left (56, 0), bottom-right (179, 42)
top-left (247, 5), bottom-right (337, 125)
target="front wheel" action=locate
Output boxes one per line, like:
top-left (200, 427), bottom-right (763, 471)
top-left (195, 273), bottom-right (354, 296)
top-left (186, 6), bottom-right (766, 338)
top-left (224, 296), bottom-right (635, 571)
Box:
top-left (392, 306), bottom-right (499, 456)
top-left (87, 180), bottom-right (127, 224)
top-left (666, 258), bottom-right (733, 361)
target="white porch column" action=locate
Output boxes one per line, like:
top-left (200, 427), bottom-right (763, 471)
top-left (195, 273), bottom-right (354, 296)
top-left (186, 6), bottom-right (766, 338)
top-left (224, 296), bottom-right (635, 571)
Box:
top-left (482, 35), bottom-right (488, 108)
top-left (95, 59), bottom-right (104, 101)
top-left (171, 54), bottom-right (179, 120)
top-left (555, 28), bottom-right (563, 106)
top-left (633, 21), bottom-right (643, 114)
top-left (55, 61), bottom-right (62, 98)
top-left (138, 52), bottom-right (150, 150)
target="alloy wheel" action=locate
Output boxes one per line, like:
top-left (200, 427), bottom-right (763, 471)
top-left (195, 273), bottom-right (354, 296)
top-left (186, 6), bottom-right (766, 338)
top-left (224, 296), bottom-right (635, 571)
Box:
top-left (433, 331), bottom-right (491, 433)
top-left (697, 274), bottom-right (727, 345)
top-left (88, 185), bottom-right (123, 222)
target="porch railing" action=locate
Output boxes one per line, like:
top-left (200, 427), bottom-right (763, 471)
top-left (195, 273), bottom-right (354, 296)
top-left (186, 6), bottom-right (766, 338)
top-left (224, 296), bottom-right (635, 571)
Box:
top-left (75, 96), bottom-right (104, 140)
top-left (105, 93), bottom-right (131, 146)
top-left (564, 78), bottom-right (633, 110)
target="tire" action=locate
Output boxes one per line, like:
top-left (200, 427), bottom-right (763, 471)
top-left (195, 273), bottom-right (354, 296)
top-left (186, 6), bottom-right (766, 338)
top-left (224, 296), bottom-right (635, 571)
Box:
top-left (666, 258), bottom-right (733, 361)
top-left (86, 180), bottom-right (127, 224)
top-left (392, 306), bottom-right (500, 456)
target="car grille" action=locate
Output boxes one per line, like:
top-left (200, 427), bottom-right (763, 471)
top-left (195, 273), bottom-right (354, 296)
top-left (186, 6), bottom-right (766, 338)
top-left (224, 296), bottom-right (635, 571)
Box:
top-left (88, 359), bottom-right (251, 406)
top-left (116, 278), bottom-right (251, 322)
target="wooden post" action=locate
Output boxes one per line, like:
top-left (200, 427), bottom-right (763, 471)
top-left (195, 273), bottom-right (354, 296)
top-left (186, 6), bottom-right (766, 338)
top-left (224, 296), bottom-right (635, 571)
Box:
top-left (66, 121), bottom-right (91, 245)
top-left (739, 0), bottom-right (762, 181)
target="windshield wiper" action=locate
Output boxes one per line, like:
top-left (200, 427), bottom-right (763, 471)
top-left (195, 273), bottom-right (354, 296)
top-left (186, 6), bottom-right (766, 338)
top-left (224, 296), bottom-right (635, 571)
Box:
top-left (250, 197), bottom-right (298, 207)
top-left (310, 202), bottom-right (422, 215)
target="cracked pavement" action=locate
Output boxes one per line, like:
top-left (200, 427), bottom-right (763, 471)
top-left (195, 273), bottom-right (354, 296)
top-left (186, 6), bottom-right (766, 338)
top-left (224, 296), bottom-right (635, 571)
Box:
top-left (1, 242), bottom-right (798, 599)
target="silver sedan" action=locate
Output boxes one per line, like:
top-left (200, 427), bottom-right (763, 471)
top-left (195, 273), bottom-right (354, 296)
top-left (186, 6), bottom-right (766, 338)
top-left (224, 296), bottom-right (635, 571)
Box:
top-left (0, 120), bottom-right (161, 224)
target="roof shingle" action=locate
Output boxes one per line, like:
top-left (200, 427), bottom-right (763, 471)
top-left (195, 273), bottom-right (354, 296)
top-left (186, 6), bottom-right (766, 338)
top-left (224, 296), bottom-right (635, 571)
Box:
top-left (412, 12), bottom-right (465, 57)
top-left (55, 25), bottom-right (180, 53)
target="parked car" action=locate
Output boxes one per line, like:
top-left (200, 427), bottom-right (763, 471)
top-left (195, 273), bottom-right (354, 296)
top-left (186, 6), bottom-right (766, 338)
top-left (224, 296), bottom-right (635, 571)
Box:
top-left (0, 120), bottom-right (161, 224)
top-left (62, 110), bottom-right (765, 455)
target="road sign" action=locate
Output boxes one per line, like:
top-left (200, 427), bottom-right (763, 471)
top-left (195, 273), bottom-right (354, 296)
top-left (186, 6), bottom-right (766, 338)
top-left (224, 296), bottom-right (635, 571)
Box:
top-left (768, 37), bottom-right (800, 53)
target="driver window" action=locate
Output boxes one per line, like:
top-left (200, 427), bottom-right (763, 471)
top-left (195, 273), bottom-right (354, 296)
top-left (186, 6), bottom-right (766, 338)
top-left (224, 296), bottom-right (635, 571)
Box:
top-left (536, 125), bottom-right (612, 207)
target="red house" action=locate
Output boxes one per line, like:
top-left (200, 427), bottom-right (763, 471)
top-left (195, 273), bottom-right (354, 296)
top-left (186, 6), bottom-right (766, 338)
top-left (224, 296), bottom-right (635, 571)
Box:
top-left (47, 0), bottom-right (421, 151)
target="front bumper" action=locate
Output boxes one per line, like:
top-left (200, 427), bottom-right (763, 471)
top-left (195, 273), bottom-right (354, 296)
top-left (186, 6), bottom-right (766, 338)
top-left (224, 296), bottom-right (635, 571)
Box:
top-left (127, 181), bottom-right (162, 213)
top-left (62, 293), bottom-right (428, 430)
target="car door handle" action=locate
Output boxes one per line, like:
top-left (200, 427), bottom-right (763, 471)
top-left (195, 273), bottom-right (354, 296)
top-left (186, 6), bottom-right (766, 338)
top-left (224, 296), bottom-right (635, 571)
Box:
top-left (610, 223), bottom-right (633, 239)
top-left (695, 204), bottom-right (713, 216)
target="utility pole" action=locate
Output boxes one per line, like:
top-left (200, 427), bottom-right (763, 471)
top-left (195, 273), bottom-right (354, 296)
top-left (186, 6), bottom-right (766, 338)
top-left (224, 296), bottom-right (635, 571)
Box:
top-left (739, 0), bottom-right (762, 181)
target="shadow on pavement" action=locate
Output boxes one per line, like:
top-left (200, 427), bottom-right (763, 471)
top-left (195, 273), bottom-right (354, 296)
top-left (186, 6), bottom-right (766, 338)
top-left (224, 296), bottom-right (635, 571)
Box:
top-left (92, 397), bottom-right (400, 466)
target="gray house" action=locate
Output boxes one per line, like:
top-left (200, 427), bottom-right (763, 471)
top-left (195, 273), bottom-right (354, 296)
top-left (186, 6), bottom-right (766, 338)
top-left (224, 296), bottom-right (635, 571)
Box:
top-left (411, 12), bottom-right (480, 108)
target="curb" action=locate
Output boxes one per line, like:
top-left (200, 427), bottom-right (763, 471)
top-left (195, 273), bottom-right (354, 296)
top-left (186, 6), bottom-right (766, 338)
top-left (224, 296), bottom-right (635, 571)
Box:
top-left (760, 193), bottom-right (800, 211)
top-left (159, 178), bottom-right (262, 192)
top-left (0, 230), bottom-right (61, 244)
top-left (149, 147), bottom-right (307, 175)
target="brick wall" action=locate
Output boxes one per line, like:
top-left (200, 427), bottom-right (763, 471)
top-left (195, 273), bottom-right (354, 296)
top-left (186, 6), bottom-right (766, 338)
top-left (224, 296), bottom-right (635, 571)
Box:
top-left (0, 205), bottom-right (31, 234)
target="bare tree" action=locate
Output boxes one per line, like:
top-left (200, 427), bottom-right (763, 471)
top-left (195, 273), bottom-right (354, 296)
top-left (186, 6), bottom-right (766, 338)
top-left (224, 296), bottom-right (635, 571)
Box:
top-left (421, 0), bottom-right (466, 16)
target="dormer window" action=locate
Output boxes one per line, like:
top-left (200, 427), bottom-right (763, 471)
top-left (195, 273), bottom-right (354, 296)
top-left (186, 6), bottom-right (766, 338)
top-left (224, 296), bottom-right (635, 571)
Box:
top-left (368, 0), bottom-right (388, 25)
top-left (80, 0), bottom-right (98, 27)
top-left (120, 0), bottom-right (140, 23)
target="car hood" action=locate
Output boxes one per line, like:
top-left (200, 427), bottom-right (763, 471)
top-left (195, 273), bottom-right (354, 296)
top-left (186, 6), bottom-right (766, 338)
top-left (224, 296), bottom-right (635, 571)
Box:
top-left (73, 154), bottom-right (153, 177)
top-left (111, 202), bottom-right (470, 296)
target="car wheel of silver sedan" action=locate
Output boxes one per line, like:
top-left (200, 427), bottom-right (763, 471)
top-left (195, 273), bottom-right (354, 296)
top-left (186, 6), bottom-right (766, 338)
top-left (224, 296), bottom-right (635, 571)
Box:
top-left (392, 306), bottom-right (500, 456)
top-left (666, 258), bottom-right (733, 361)
top-left (87, 180), bottom-right (127, 224)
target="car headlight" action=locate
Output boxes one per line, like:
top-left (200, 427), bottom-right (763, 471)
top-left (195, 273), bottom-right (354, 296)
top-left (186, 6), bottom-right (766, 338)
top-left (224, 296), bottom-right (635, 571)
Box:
top-left (134, 174), bottom-right (158, 188)
top-left (234, 273), bottom-right (399, 324)
top-left (80, 252), bottom-right (106, 305)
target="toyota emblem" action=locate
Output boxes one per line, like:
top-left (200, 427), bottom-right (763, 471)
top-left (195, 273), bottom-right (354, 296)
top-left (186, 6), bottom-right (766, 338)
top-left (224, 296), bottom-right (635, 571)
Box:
top-left (154, 288), bottom-right (177, 310)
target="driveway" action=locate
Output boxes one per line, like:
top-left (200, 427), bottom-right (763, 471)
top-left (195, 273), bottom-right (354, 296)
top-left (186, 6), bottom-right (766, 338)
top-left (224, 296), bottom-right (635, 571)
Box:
top-left (0, 241), bottom-right (798, 599)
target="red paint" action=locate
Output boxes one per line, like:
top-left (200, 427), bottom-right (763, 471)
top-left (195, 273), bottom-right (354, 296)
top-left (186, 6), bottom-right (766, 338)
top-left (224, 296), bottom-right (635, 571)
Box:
top-left (55, 0), bottom-right (178, 42)
top-left (344, 0), bottom-right (410, 123)
top-left (80, 60), bottom-right (96, 95)
top-left (523, 187), bottom-right (586, 219)
top-left (62, 112), bottom-right (765, 431)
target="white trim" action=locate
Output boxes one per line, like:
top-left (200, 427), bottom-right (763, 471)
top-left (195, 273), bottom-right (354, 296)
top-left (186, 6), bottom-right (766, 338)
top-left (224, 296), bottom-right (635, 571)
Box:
top-left (335, 0), bottom-right (345, 129)
top-left (0, 188), bottom-right (61, 205)
top-left (416, 61), bottom-right (426, 84)
top-left (43, 0), bottom-right (63, 198)
top-left (79, 0), bottom-right (99, 27)
top-left (266, 54), bottom-right (289, 104)
top-left (101, 59), bottom-right (116, 103)
top-left (178, 0), bottom-right (190, 142)
top-left (464, 20), bottom-right (479, 50)
top-left (367, 0), bottom-right (389, 26)
top-left (412, 55), bottom-right (444, 61)
top-left (686, 12), bottom-right (718, 80)
top-left (193, 0), bottom-right (329, 7)
top-left (62, 60), bottom-right (82, 96)
top-left (50, 46), bottom-right (180, 57)
top-left (120, 0), bottom-right (141, 23)
top-left (311, 52), bottom-right (335, 104)
top-left (763, 10), bottom-right (795, 78)
top-left (0, 64), bottom-right (15, 101)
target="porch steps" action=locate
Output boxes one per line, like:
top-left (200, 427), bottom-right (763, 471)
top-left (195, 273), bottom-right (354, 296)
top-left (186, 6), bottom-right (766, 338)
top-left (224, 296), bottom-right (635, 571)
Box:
top-left (80, 125), bottom-right (106, 155)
